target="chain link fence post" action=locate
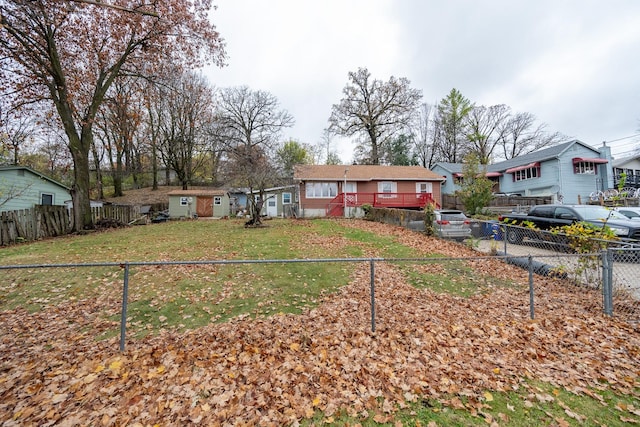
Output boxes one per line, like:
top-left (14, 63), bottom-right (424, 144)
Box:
top-left (602, 250), bottom-right (613, 316)
top-left (119, 262), bottom-right (130, 351)
top-left (528, 256), bottom-right (535, 319)
top-left (370, 259), bottom-right (376, 333)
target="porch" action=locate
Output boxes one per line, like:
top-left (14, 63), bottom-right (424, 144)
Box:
top-left (326, 192), bottom-right (438, 217)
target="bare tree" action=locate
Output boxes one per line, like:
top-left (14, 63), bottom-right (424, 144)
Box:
top-left (0, 106), bottom-right (37, 165)
top-left (328, 67), bottom-right (422, 165)
top-left (411, 103), bottom-right (437, 168)
top-left (465, 104), bottom-right (510, 164)
top-left (496, 112), bottom-right (565, 160)
top-left (0, 0), bottom-right (225, 230)
top-left (155, 72), bottom-right (215, 190)
top-left (95, 78), bottom-right (145, 196)
top-left (213, 86), bottom-right (294, 226)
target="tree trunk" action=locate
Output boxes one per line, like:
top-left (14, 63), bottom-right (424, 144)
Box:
top-left (70, 133), bottom-right (94, 230)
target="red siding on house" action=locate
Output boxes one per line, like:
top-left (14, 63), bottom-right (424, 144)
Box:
top-left (294, 165), bottom-right (443, 216)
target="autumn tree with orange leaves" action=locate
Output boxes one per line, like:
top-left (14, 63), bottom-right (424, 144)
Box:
top-left (0, 0), bottom-right (225, 230)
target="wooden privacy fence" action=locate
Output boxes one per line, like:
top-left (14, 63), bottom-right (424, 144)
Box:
top-left (0, 204), bottom-right (139, 245)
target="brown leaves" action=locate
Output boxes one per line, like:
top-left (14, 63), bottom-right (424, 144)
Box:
top-left (1, 219), bottom-right (640, 425)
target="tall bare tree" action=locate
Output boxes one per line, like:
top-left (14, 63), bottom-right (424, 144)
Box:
top-left (497, 112), bottom-right (565, 160)
top-left (95, 78), bottom-right (146, 196)
top-left (465, 104), bottom-right (510, 164)
top-left (411, 103), bottom-right (437, 168)
top-left (0, 0), bottom-right (225, 230)
top-left (156, 72), bottom-right (215, 190)
top-left (213, 86), bottom-right (294, 225)
top-left (328, 67), bottom-right (422, 165)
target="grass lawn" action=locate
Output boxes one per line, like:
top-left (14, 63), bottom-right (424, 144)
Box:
top-left (0, 217), bottom-right (639, 426)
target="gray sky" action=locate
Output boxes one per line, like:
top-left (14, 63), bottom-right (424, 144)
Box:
top-left (204, 0), bottom-right (640, 162)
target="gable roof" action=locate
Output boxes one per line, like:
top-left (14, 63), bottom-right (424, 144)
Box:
top-left (492, 140), bottom-right (600, 171)
top-left (433, 140), bottom-right (604, 174)
top-left (167, 189), bottom-right (227, 197)
top-left (294, 164), bottom-right (445, 181)
top-left (0, 165), bottom-right (70, 190)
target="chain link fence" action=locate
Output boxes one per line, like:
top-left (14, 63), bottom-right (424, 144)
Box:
top-left (471, 220), bottom-right (640, 321)
top-left (2, 240), bottom-right (638, 351)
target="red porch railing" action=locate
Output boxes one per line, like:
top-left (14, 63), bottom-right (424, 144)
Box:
top-left (326, 192), bottom-right (439, 217)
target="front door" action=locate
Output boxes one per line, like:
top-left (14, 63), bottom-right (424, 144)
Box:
top-left (196, 197), bottom-right (213, 217)
top-left (266, 195), bottom-right (278, 217)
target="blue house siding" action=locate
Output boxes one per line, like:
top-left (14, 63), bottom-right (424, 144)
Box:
top-left (431, 140), bottom-right (613, 205)
top-left (0, 167), bottom-right (71, 212)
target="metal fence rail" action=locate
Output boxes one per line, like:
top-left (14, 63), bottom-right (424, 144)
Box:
top-left (472, 221), bottom-right (640, 319)
top-left (2, 248), bottom-right (636, 351)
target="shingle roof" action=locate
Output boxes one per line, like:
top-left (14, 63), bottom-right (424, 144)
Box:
top-left (167, 189), bottom-right (227, 196)
top-left (0, 165), bottom-right (70, 190)
top-left (293, 164), bottom-right (445, 181)
top-left (433, 140), bottom-right (603, 173)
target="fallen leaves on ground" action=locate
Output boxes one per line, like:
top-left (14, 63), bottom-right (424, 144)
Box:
top-left (1, 219), bottom-right (639, 425)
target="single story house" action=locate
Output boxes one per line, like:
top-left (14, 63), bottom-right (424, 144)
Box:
top-left (167, 189), bottom-right (230, 219)
top-left (249, 185), bottom-right (297, 218)
top-left (0, 165), bottom-right (71, 212)
top-left (293, 164), bottom-right (444, 218)
top-left (432, 139), bottom-right (614, 205)
top-left (612, 155), bottom-right (640, 189)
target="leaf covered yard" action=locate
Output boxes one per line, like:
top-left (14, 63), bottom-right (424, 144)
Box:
top-left (1, 219), bottom-right (639, 426)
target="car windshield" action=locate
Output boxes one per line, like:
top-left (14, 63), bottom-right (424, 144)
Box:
top-left (574, 206), bottom-right (629, 221)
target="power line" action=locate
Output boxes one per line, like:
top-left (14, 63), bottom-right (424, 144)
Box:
top-left (604, 133), bottom-right (640, 144)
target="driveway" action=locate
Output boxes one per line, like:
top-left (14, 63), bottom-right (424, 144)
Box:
top-left (474, 238), bottom-right (640, 299)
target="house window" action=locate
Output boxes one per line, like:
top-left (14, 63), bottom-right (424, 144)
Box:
top-left (416, 182), bottom-right (432, 194)
top-left (282, 192), bottom-right (292, 204)
top-left (180, 197), bottom-right (189, 206)
top-left (574, 161), bottom-right (597, 175)
top-left (305, 182), bottom-right (337, 198)
top-left (41, 193), bottom-right (53, 205)
top-left (378, 181), bottom-right (397, 198)
top-left (513, 166), bottom-right (540, 182)
top-left (214, 196), bottom-right (222, 205)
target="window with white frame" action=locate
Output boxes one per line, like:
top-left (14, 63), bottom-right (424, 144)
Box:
top-left (513, 166), bottom-right (540, 182)
top-left (416, 182), bottom-right (432, 194)
top-left (305, 182), bottom-right (338, 198)
top-left (573, 161), bottom-right (597, 175)
top-left (378, 181), bottom-right (397, 198)
top-left (180, 197), bottom-right (189, 206)
top-left (282, 192), bottom-right (292, 204)
top-left (214, 196), bottom-right (222, 205)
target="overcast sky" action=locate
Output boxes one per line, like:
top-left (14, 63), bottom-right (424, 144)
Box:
top-left (204, 0), bottom-right (640, 163)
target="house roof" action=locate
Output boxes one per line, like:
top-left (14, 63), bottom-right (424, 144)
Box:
top-left (249, 185), bottom-right (297, 194)
top-left (294, 164), bottom-right (445, 181)
top-left (612, 155), bottom-right (640, 168)
top-left (167, 189), bottom-right (227, 197)
top-left (492, 139), bottom-right (601, 171)
top-left (433, 140), bottom-right (605, 174)
top-left (0, 165), bottom-right (70, 190)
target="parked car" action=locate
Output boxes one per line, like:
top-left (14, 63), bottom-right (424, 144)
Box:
top-left (434, 209), bottom-right (472, 241)
top-left (613, 207), bottom-right (640, 220)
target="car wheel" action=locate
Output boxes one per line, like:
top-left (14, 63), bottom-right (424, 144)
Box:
top-left (506, 226), bottom-right (523, 244)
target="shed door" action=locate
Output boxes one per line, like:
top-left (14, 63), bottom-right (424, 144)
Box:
top-left (196, 197), bottom-right (213, 217)
top-left (266, 195), bottom-right (278, 217)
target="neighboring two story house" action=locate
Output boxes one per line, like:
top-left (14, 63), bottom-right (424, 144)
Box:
top-left (432, 139), bottom-right (614, 205)
top-left (293, 164), bottom-right (444, 218)
top-left (612, 155), bottom-right (640, 190)
top-left (0, 165), bottom-right (71, 212)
